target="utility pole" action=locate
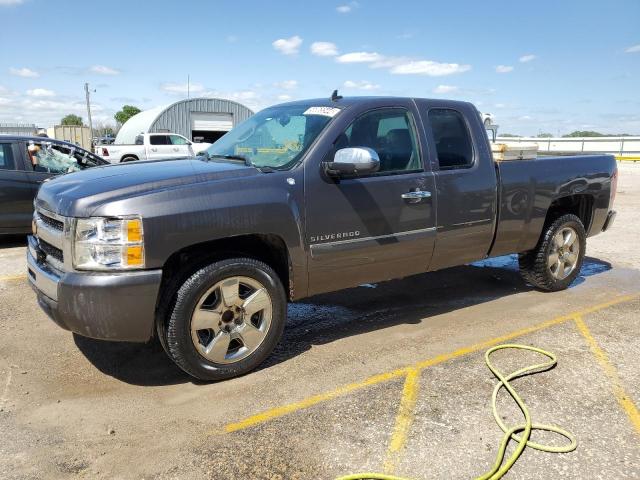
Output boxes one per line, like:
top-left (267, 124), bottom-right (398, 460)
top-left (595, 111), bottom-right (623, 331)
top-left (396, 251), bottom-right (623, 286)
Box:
top-left (85, 82), bottom-right (94, 143)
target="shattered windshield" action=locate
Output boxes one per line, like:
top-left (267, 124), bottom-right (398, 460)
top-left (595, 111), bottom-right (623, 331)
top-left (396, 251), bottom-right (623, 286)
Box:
top-left (205, 103), bottom-right (341, 169)
top-left (28, 141), bottom-right (107, 174)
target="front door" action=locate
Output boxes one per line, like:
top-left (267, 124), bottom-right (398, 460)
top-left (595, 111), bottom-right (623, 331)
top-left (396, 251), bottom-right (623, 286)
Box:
top-left (304, 105), bottom-right (436, 296)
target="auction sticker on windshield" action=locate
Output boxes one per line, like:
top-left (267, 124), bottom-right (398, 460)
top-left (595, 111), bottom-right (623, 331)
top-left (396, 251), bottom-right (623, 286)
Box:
top-left (303, 106), bottom-right (341, 117)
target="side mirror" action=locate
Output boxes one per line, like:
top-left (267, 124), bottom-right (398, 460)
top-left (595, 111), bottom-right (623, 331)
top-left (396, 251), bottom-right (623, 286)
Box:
top-left (323, 147), bottom-right (380, 178)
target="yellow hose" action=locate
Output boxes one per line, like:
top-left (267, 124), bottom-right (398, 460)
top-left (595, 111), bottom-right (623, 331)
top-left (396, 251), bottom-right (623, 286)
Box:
top-left (336, 344), bottom-right (577, 480)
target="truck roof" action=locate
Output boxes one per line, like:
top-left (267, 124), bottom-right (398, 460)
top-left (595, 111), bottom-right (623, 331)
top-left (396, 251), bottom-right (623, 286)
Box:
top-left (277, 96), bottom-right (475, 110)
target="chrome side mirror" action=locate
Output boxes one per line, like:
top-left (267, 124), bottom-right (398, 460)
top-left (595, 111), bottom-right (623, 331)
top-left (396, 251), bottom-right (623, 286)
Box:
top-left (323, 147), bottom-right (380, 178)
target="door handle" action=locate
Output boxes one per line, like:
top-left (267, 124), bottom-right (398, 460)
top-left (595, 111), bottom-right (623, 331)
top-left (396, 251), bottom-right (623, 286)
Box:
top-left (151, 148), bottom-right (157, 152)
top-left (173, 147), bottom-right (179, 151)
top-left (401, 190), bottom-right (432, 201)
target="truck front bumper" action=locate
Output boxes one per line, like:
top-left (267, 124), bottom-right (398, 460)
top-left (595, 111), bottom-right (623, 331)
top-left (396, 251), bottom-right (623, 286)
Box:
top-left (27, 236), bottom-right (163, 342)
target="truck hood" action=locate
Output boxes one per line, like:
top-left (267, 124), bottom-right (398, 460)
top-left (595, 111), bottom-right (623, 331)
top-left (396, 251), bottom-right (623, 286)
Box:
top-left (36, 157), bottom-right (257, 217)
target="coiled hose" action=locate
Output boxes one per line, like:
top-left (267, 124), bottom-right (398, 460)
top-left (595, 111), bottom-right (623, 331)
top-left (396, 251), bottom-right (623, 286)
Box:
top-left (336, 344), bottom-right (577, 480)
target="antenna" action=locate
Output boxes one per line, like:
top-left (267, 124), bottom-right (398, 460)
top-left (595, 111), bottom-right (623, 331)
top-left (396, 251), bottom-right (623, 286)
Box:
top-left (331, 89), bottom-right (343, 102)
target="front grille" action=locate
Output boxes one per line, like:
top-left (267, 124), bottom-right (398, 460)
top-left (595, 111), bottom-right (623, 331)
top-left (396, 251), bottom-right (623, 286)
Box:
top-left (39, 239), bottom-right (64, 263)
top-left (38, 211), bottom-right (64, 231)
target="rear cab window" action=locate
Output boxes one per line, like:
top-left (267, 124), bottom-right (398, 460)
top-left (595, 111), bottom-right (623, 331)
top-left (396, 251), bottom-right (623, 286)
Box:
top-left (149, 135), bottom-right (170, 145)
top-left (428, 109), bottom-right (474, 170)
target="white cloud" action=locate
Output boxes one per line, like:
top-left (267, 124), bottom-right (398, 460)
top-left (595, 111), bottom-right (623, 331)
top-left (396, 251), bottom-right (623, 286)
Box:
top-left (90, 65), bottom-right (120, 75)
top-left (625, 44), bottom-right (640, 53)
top-left (343, 80), bottom-right (381, 91)
top-left (161, 82), bottom-right (205, 94)
top-left (391, 60), bottom-right (471, 76)
top-left (311, 41), bottom-right (339, 57)
top-left (226, 35), bottom-right (238, 43)
top-left (495, 65), bottom-right (514, 73)
top-left (27, 88), bottom-right (55, 97)
top-left (519, 54), bottom-right (537, 63)
top-left (9, 67), bottom-right (39, 78)
top-left (336, 51), bottom-right (384, 63)
top-left (433, 85), bottom-right (459, 94)
top-left (0, 0), bottom-right (25, 5)
top-left (336, 1), bottom-right (358, 13)
top-left (334, 51), bottom-right (471, 76)
top-left (277, 94), bottom-right (292, 101)
top-left (274, 80), bottom-right (298, 90)
top-left (272, 36), bottom-right (303, 55)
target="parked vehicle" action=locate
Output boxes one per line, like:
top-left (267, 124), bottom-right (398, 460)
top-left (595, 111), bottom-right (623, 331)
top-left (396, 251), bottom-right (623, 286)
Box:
top-left (0, 136), bottom-right (108, 235)
top-left (482, 112), bottom-right (494, 126)
top-left (27, 96), bottom-right (617, 381)
top-left (94, 132), bottom-right (196, 163)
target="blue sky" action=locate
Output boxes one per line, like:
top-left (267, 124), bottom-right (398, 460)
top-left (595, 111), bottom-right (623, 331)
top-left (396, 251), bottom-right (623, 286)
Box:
top-left (1, 0), bottom-right (639, 135)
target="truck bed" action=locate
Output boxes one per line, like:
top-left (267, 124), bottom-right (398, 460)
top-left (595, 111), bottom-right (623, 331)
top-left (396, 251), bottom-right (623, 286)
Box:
top-left (490, 154), bottom-right (617, 257)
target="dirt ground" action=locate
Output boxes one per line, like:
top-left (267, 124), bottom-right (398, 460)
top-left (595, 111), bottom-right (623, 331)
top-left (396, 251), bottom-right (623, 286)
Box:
top-left (0, 163), bottom-right (638, 480)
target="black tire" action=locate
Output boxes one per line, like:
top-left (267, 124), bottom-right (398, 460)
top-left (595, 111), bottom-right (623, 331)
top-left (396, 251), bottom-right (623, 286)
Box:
top-left (121, 156), bottom-right (138, 162)
top-left (164, 258), bottom-right (286, 381)
top-left (518, 214), bottom-right (586, 291)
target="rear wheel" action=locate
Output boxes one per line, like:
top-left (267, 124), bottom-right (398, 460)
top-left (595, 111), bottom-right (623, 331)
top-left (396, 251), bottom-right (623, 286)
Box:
top-left (518, 214), bottom-right (585, 291)
top-left (121, 156), bottom-right (138, 162)
top-left (164, 258), bottom-right (286, 381)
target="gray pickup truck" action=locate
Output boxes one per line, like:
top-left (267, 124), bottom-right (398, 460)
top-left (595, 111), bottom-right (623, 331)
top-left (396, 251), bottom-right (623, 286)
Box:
top-left (27, 96), bottom-right (617, 380)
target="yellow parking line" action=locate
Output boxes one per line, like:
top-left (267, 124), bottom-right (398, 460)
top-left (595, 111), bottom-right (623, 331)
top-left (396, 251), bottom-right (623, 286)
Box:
top-left (219, 293), bottom-right (638, 435)
top-left (383, 368), bottom-right (420, 474)
top-left (574, 315), bottom-right (640, 435)
top-left (0, 274), bottom-right (27, 282)
top-left (225, 368), bottom-right (411, 433)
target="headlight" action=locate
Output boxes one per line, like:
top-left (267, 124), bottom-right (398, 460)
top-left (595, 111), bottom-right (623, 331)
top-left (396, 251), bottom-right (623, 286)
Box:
top-left (73, 216), bottom-right (145, 270)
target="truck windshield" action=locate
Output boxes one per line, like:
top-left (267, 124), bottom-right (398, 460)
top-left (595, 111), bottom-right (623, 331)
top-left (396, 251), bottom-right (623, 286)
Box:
top-left (204, 103), bottom-right (341, 169)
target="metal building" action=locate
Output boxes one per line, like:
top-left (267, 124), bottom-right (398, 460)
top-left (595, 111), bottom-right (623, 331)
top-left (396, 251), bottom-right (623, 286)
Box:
top-left (115, 98), bottom-right (254, 145)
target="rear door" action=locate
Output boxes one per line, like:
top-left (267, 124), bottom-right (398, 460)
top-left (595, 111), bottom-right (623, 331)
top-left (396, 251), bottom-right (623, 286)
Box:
top-left (417, 102), bottom-right (498, 270)
top-left (0, 141), bottom-right (34, 233)
top-left (304, 102), bottom-right (436, 295)
top-left (147, 134), bottom-right (174, 159)
top-left (169, 134), bottom-right (194, 157)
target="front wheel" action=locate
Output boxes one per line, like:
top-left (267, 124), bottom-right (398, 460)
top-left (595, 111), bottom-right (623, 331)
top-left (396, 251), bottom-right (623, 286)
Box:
top-left (164, 258), bottom-right (286, 381)
top-left (518, 214), bottom-right (586, 291)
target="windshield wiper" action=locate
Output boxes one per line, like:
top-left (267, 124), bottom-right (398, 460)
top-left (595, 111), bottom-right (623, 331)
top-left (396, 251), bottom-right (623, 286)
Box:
top-left (207, 154), bottom-right (253, 167)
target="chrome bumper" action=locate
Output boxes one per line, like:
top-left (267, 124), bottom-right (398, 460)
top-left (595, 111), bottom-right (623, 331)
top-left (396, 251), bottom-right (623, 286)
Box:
top-left (27, 235), bottom-right (60, 301)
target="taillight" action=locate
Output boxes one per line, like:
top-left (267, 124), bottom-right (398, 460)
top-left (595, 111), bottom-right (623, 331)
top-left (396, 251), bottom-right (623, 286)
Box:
top-left (610, 168), bottom-right (618, 206)
top-left (101, 147), bottom-right (109, 156)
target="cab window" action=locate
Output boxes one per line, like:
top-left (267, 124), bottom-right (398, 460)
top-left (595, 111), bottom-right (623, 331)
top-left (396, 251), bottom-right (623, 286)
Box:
top-left (428, 109), bottom-right (474, 169)
top-left (169, 135), bottom-right (189, 145)
top-left (338, 108), bottom-right (421, 174)
top-left (0, 144), bottom-right (15, 170)
top-left (149, 135), bottom-right (170, 145)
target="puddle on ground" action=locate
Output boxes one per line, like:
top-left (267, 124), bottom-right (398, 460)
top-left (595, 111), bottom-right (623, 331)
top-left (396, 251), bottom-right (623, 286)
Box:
top-left (471, 254), bottom-right (611, 287)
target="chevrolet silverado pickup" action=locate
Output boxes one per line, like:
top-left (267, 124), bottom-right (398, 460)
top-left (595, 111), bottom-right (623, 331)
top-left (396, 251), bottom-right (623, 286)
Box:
top-left (27, 96), bottom-right (617, 380)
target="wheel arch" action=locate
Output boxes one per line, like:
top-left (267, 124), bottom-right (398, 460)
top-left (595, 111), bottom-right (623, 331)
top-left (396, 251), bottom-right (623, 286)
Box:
top-left (544, 194), bottom-right (594, 234)
top-left (157, 233), bottom-right (293, 311)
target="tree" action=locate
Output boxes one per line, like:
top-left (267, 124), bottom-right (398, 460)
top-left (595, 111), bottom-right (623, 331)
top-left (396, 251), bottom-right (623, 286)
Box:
top-left (61, 114), bottom-right (83, 126)
top-left (562, 130), bottom-right (605, 138)
top-left (537, 133), bottom-right (554, 138)
top-left (114, 105), bottom-right (141, 125)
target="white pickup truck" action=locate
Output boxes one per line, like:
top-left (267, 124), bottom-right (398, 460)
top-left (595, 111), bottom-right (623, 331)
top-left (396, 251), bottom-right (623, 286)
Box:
top-left (94, 133), bottom-right (209, 163)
